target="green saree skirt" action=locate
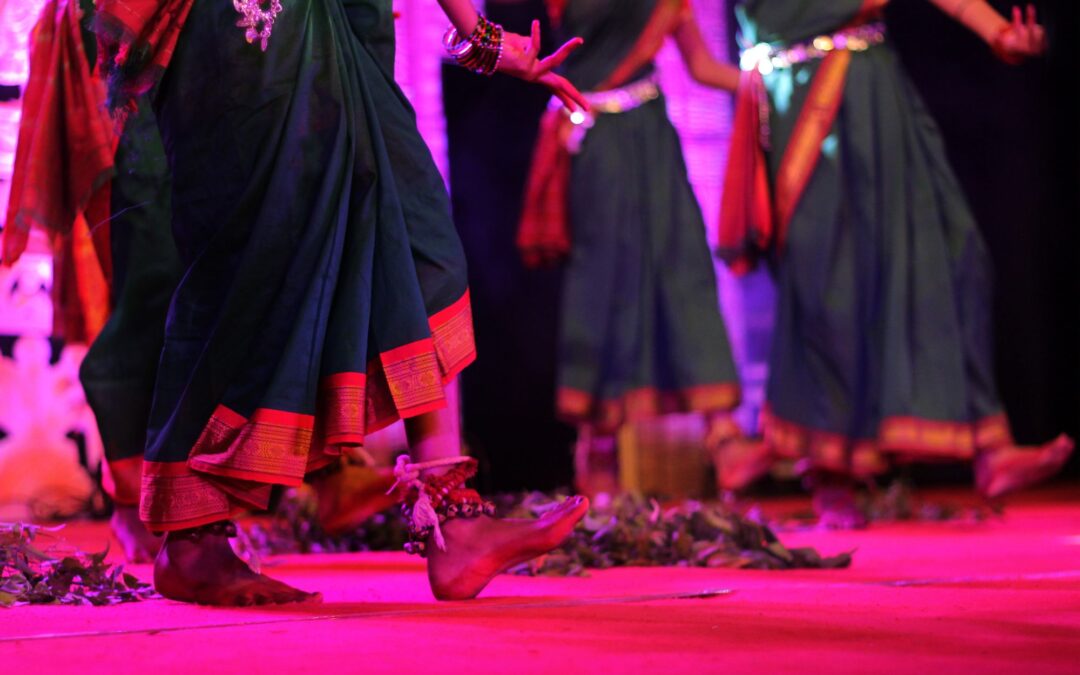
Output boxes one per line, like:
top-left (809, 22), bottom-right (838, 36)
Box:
top-left (139, 0), bottom-right (474, 530)
top-left (558, 94), bottom-right (740, 432)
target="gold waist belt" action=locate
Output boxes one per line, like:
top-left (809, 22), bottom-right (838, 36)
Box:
top-left (740, 21), bottom-right (887, 75)
top-left (551, 75), bottom-right (662, 153)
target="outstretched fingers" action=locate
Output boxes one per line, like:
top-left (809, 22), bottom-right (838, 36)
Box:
top-left (536, 37), bottom-right (584, 77)
top-left (1024, 4), bottom-right (1046, 51)
top-left (1004, 4), bottom-right (1046, 57)
top-left (492, 19), bottom-right (586, 110)
top-left (529, 19), bottom-right (542, 59)
top-left (540, 71), bottom-right (589, 112)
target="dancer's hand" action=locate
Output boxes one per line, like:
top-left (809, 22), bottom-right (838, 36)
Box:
top-left (498, 20), bottom-right (588, 112)
top-left (994, 4), bottom-right (1047, 60)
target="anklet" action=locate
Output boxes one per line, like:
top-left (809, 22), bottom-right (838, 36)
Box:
top-left (390, 455), bottom-right (496, 556)
top-left (172, 520), bottom-right (238, 541)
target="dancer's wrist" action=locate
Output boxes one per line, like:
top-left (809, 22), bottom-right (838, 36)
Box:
top-left (444, 14), bottom-right (505, 77)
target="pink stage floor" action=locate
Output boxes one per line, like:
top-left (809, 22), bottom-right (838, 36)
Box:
top-left (2, 488), bottom-right (1079, 673)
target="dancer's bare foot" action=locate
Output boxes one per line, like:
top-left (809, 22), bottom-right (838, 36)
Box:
top-left (311, 464), bottom-right (398, 536)
top-left (712, 437), bottom-right (772, 491)
top-left (976, 434), bottom-right (1075, 499)
top-left (427, 496), bottom-right (589, 601)
top-left (812, 484), bottom-right (867, 530)
top-left (110, 505), bottom-right (163, 563)
top-left (154, 523), bottom-right (320, 606)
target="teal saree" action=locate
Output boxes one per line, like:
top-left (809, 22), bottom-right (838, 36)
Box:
top-left (130, 0), bottom-right (474, 530)
top-left (545, 0), bottom-right (740, 432)
top-left (726, 0), bottom-right (1009, 474)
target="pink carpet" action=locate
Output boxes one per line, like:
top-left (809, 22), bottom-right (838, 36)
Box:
top-left (2, 488), bottom-right (1079, 673)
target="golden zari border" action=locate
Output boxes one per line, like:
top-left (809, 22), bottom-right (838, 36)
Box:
top-left (773, 49), bottom-right (851, 242)
top-left (140, 460), bottom-right (238, 531)
top-left (101, 455), bottom-right (143, 506)
top-left (140, 292), bottom-right (477, 530)
top-left (558, 382), bottom-right (740, 432)
top-left (763, 406), bottom-right (1013, 475)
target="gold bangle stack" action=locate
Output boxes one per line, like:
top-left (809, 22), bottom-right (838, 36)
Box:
top-left (443, 15), bottom-right (505, 76)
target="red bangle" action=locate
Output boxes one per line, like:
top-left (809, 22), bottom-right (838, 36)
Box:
top-left (991, 24), bottom-right (1025, 65)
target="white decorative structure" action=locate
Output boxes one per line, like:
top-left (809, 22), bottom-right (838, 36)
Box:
top-left (0, 0), bottom-right (47, 224)
top-left (0, 337), bottom-right (104, 520)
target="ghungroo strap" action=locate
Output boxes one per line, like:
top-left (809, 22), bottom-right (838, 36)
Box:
top-left (388, 455), bottom-right (496, 556)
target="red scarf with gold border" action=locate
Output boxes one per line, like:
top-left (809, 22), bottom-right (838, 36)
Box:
top-left (718, 1), bottom-right (881, 273)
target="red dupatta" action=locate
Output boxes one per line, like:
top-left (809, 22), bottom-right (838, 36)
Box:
top-left (94, 0), bottom-right (194, 116)
top-left (2, 0), bottom-right (193, 338)
top-left (2, 0), bottom-right (193, 261)
top-left (2, 0), bottom-right (118, 340)
top-left (717, 50), bottom-right (851, 274)
top-left (2, 0), bottom-right (116, 268)
top-left (715, 67), bottom-right (773, 275)
top-left (718, 1), bottom-right (881, 274)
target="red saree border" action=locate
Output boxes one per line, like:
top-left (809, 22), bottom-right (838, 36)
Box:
top-left (430, 290), bottom-right (476, 383)
top-left (878, 414), bottom-right (1011, 456)
top-left (143, 292), bottom-right (476, 529)
top-left (140, 460), bottom-right (236, 531)
top-left (102, 455), bottom-right (142, 506)
top-left (367, 290), bottom-right (477, 430)
top-left (763, 406), bottom-right (1013, 475)
top-left (762, 406), bottom-right (851, 473)
top-left (378, 338), bottom-right (447, 418)
top-left (187, 405), bottom-right (315, 485)
top-left (558, 382), bottom-right (740, 432)
top-left (319, 372), bottom-right (367, 447)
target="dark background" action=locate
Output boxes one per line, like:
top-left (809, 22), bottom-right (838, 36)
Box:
top-left (444, 0), bottom-right (1079, 493)
top-left (443, 1), bottom-right (571, 494)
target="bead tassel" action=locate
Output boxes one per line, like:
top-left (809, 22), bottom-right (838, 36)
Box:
top-left (390, 455), bottom-right (496, 556)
